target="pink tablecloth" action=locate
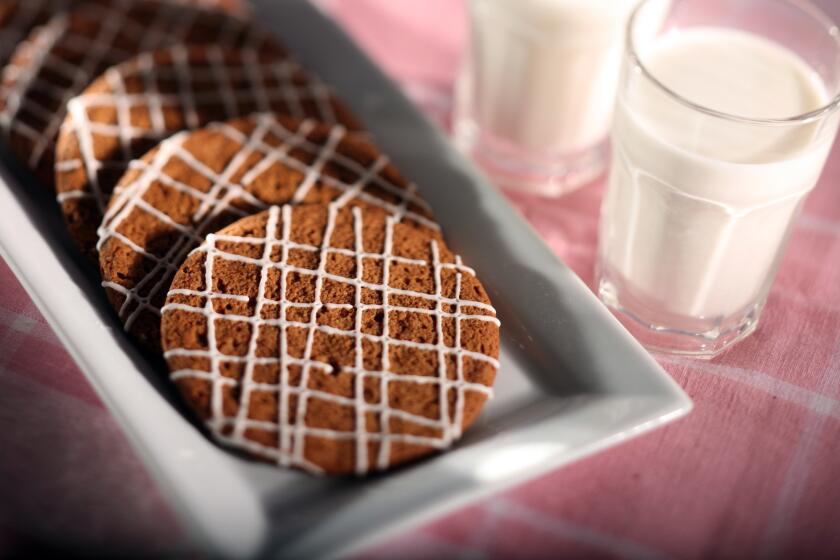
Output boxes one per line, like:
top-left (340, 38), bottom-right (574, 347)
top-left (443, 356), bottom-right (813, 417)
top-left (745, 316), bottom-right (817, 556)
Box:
top-left (3, 1), bottom-right (840, 557)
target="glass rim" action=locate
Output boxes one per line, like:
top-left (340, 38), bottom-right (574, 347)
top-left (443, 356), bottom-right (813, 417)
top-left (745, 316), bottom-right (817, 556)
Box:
top-left (626, 0), bottom-right (840, 126)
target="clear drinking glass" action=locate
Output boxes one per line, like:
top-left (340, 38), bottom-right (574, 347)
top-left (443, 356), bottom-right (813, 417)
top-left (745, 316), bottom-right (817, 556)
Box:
top-left (454, 0), bottom-right (640, 196)
top-left (597, 0), bottom-right (840, 357)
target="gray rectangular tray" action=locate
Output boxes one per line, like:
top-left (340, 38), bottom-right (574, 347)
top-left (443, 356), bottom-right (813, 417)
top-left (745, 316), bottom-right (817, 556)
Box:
top-left (0, 1), bottom-right (692, 557)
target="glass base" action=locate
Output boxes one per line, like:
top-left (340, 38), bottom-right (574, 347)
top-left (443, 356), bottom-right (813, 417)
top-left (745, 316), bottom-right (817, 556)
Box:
top-left (453, 118), bottom-right (607, 197)
top-left (597, 264), bottom-right (763, 358)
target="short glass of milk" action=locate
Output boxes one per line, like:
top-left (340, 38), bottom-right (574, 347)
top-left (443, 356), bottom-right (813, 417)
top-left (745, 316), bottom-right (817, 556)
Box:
top-left (454, 0), bottom-right (642, 196)
top-left (597, 0), bottom-right (840, 357)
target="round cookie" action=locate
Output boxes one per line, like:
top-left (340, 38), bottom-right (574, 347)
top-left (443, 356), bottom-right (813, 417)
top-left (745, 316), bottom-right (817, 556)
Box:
top-left (0, 0), bottom-right (249, 68)
top-left (56, 44), bottom-right (360, 263)
top-left (161, 204), bottom-right (501, 475)
top-left (0, 0), bottom-right (279, 186)
top-left (98, 113), bottom-right (438, 353)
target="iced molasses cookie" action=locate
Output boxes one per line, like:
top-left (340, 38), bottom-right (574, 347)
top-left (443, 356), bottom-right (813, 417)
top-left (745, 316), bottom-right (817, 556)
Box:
top-left (0, 0), bottom-right (74, 67)
top-left (0, 0), bottom-right (248, 68)
top-left (56, 44), bottom-right (360, 262)
top-left (98, 113), bottom-right (437, 353)
top-left (0, 0), bottom-right (279, 185)
top-left (161, 204), bottom-right (500, 475)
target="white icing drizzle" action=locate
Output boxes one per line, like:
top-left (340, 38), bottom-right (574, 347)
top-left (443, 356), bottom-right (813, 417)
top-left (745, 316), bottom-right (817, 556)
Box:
top-left (162, 204), bottom-right (500, 474)
top-left (0, 12), bottom-right (69, 137)
top-left (375, 203), bottom-right (395, 469)
top-left (352, 203), bottom-right (368, 472)
top-left (0, 1), bottom-right (70, 67)
top-left (0, 0), bottom-right (265, 171)
top-left (97, 112), bottom-right (437, 336)
top-left (0, 0), bottom-right (246, 76)
top-left (56, 42), bottom-right (338, 214)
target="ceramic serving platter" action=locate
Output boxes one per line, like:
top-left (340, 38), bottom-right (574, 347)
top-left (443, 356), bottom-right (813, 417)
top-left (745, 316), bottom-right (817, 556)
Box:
top-left (0, 1), bottom-right (692, 557)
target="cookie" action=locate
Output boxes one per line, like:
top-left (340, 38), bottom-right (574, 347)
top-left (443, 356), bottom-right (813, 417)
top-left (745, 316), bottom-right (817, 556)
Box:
top-left (55, 44), bottom-right (360, 263)
top-left (0, 0), bottom-right (73, 67)
top-left (98, 113), bottom-right (438, 353)
top-left (0, 0), bottom-right (249, 68)
top-left (0, 0), bottom-right (279, 185)
top-left (161, 204), bottom-right (500, 475)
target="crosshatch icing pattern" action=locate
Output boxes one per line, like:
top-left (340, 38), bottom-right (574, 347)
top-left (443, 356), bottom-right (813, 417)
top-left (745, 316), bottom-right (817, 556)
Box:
top-left (0, 0), bottom-right (250, 69)
top-left (161, 204), bottom-right (501, 475)
top-left (0, 0), bottom-right (73, 67)
top-left (0, 0), bottom-right (277, 183)
top-left (55, 42), bottom-right (358, 259)
top-left (97, 113), bottom-right (438, 353)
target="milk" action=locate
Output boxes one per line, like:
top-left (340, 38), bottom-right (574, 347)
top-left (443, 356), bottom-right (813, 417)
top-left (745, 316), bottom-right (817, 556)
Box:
top-left (600, 27), bottom-right (838, 322)
top-left (460, 0), bottom-right (640, 155)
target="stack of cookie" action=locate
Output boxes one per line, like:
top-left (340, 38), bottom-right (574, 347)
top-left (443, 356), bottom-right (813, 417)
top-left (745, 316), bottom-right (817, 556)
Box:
top-left (0, 0), bottom-right (501, 475)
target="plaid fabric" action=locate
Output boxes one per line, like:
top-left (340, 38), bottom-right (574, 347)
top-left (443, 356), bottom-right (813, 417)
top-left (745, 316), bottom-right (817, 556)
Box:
top-left (3, 0), bottom-right (840, 556)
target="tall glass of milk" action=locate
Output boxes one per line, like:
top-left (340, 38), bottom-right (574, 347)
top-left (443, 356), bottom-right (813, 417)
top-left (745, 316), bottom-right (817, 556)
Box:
top-left (597, 0), bottom-right (840, 357)
top-left (454, 0), bottom-right (647, 196)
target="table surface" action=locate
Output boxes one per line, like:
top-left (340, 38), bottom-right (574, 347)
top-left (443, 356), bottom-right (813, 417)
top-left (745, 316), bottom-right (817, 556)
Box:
top-left (3, 1), bottom-right (840, 558)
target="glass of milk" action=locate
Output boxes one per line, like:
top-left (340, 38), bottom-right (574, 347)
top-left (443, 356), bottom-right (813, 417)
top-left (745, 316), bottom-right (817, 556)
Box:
top-left (454, 0), bottom-right (644, 196)
top-left (597, 0), bottom-right (840, 357)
